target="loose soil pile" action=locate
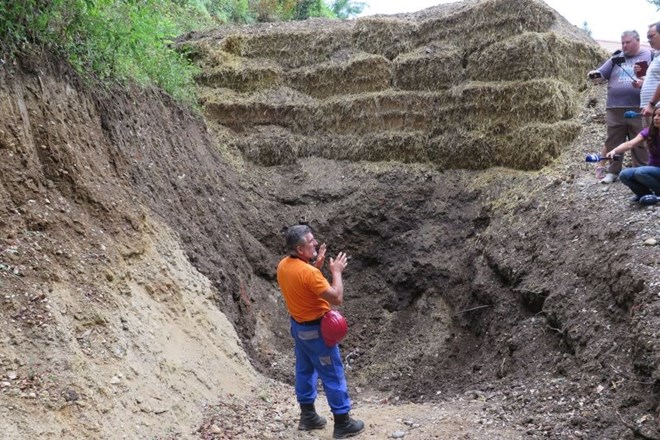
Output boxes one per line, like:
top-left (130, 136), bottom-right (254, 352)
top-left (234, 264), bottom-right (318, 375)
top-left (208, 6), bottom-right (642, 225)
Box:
top-left (0, 0), bottom-right (658, 439)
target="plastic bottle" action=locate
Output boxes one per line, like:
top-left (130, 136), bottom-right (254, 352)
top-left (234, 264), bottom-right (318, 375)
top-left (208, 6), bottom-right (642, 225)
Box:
top-left (585, 153), bottom-right (622, 162)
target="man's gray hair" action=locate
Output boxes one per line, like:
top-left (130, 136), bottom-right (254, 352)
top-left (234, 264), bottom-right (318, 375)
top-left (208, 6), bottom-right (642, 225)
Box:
top-left (650, 22), bottom-right (660, 33)
top-left (622, 30), bottom-right (640, 41)
top-left (285, 224), bottom-right (312, 254)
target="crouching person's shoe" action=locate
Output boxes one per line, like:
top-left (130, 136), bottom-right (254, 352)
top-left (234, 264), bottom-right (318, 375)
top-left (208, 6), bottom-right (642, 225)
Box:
top-left (298, 403), bottom-right (327, 431)
top-left (333, 413), bottom-right (364, 439)
top-left (640, 194), bottom-right (659, 206)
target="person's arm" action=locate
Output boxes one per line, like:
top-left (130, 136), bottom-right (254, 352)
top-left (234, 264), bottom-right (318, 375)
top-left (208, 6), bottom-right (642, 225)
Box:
top-left (588, 59), bottom-right (614, 84)
top-left (587, 69), bottom-right (605, 84)
top-left (642, 84), bottom-right (660, 116)
top-left (320, 252), bottom-right (348, 306)
top-left (607, 133), bottom-right (646, 157)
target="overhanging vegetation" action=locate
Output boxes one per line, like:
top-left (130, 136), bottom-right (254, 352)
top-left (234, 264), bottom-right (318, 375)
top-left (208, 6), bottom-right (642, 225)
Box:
top-left (0, 0), bottom-right (365, 104)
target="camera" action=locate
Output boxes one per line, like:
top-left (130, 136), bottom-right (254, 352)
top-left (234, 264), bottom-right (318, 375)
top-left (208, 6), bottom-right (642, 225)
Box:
top-left (612, 56), bottom-right (626, 65)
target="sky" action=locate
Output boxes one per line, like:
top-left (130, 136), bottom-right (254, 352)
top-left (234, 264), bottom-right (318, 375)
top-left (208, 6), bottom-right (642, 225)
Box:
top-left (359, 0), bottom-right (660, 42)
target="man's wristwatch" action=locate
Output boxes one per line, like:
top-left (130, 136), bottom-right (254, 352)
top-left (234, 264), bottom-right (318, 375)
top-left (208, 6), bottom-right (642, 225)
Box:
top-left (650, 101), bottom-right (657, 106)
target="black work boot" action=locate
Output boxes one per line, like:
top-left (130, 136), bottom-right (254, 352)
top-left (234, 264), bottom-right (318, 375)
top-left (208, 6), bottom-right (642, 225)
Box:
top-left (333, 413), bottom-right (364, 439)
top-left (298, 403), bottom-right (327, 431)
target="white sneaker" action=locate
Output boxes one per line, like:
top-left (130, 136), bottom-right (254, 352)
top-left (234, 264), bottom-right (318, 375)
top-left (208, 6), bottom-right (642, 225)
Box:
top-left (600, 173), bottom-right (618, 184)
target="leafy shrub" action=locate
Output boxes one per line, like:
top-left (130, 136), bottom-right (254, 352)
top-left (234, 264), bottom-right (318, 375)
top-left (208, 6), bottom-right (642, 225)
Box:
top-left (0, 0), bottom-right (365, 103)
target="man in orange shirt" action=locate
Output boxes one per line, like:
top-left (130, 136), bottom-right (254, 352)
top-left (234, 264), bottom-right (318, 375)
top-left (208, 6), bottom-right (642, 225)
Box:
top-left (277, 224), bottom-right (364, 439)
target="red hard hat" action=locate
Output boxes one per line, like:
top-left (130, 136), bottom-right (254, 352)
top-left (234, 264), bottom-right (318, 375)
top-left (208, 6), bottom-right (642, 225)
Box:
top-left (321, 310), bottom-right (348, 347)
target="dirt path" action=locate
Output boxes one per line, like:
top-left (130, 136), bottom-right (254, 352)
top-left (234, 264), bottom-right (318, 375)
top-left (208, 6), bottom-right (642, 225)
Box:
top-left (198, 379), bottom-right (524, 440)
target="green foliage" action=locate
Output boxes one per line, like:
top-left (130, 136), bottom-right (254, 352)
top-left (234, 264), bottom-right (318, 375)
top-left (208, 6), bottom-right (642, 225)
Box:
top-left (0, 0), bottom-right (53, 51)
top-left (330, 0), bottom-right (365, 19)
top-left (186, 0), bottom-right (254, 24)
top-left (292, 0), bottom-right (333, 19)
top-left (74, 0), bottom-right (205, 102)
top-left (0, 0), bottom-right (346, 103)
top-left (252, 0), bottom-right (332, 21)
top-left (1, 0), bottom-right (213, 103)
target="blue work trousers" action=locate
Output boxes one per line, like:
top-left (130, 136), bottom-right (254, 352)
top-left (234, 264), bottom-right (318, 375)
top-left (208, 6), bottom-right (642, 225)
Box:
top-left (290, 318), bottom-right (351, 414)
top-left (619, 165), bottom-right (660, 197)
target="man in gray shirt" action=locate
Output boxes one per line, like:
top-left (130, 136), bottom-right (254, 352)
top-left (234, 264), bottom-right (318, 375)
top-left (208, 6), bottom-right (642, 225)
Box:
top-left (589, 30), bottom-right (651, 184)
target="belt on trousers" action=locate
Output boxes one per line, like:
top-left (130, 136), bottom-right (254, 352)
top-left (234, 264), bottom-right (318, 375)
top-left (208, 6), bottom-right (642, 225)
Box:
top-left (296, 317), bottom-right (322, 326)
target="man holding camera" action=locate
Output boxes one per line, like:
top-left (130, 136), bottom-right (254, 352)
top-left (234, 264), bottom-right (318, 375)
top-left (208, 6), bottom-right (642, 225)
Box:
top-left (588, 30), bottom-right (652, 184)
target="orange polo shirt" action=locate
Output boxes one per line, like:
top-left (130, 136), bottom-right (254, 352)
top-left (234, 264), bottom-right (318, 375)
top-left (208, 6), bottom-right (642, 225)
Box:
top-left (277, 256), bottom-right (331, 322)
